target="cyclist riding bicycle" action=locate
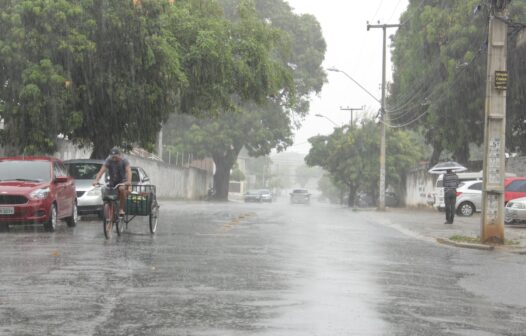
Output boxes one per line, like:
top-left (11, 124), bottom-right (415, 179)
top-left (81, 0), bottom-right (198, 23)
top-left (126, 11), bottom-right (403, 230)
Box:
top-left (92, 147), bottom-right (132, 216)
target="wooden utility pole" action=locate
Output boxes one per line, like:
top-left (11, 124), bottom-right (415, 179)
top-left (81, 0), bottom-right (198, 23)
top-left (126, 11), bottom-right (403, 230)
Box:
top-left (340, 106), bottom-right (364, 128)
top-left (367, 22), bottom-right (401, 211)
top-left (481, 0), bottom-right (510, 244)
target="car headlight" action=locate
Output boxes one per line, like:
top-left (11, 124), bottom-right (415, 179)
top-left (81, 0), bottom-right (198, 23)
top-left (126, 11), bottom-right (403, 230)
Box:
top-left (30, 187), bottom-right (50, 200)
top-left (86, 187), bottom-right (102, 197)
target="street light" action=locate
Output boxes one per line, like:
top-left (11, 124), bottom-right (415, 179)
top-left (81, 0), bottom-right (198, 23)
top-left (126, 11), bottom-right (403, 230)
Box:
top-left (314, 114), bottom-right (339, 127)
top-left (327, 67), bottom-right (381, 104)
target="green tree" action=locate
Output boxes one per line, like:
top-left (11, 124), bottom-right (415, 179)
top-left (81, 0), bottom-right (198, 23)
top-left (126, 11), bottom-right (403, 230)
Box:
top-left (0, 0), bottom-right (186, 157)
top-left (164, 0), bottom-right (326, 200)
top-left (295, 164), bottom-right (322, 188)
top-left (305, 120), bottom-right (423, 207)
top-left (230, 164), bottom-right (246, 181)
top-left (70, 0), bottom-right (185, 158)
top-left (391, 1), bottom-right (526, 164)
top-left (0, 0), bottom-right (83, 154)
top-left (317, 173), bottom-right (345, 204)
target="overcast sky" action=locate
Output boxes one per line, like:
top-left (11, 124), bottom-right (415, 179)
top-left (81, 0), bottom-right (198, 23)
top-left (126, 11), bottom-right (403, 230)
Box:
top-left (284, 0), bottom-right (409, 155)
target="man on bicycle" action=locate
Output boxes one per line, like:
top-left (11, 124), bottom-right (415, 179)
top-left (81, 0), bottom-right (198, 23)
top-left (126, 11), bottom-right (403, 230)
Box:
top-left (93, 147), bottom-right (132, 216)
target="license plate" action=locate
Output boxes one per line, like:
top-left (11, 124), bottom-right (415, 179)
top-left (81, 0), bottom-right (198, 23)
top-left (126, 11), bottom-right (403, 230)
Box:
top-left (0, 207), bottom-right (14, 215)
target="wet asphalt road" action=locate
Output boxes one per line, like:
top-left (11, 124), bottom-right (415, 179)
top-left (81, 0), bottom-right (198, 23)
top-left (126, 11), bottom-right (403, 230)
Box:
top-left (1, 199), bottom-right (526, 336)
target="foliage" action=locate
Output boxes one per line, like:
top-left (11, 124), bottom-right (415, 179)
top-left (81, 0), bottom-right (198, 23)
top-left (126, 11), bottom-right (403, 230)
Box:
top-left (230, 166), bottom-right (246, 181)
top-left (164, 0), bottom-right (326, 199)
top-left (295, 164), bottom-right (322, 188)
top-left (305, 120), bottom-right (423, 206)
top-left (317, 173), bottom-right (345, 204)
top-left (391, 1), bottom-right (526, 164)
top-left (0, 0), bottom-right (186, 157)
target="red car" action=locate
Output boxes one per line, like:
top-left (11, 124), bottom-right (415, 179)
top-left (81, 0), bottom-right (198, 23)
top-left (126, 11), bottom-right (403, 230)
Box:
top-left (0, 156), bottom-right (77, 231)
top-left (504, 177), bottom-right (526, 203)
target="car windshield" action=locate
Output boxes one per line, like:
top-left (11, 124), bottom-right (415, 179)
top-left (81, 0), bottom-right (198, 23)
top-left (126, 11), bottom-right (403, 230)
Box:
top-left (0, 160), bottom-right (51, 182)
top-left (293, 189), bottom-right (308, 194)
top-left (65, 162), bottom-right (102, 180)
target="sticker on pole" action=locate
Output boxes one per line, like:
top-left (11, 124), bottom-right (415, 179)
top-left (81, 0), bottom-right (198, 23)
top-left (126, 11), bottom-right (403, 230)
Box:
top-left (495, 71), bottom-right (508, 90)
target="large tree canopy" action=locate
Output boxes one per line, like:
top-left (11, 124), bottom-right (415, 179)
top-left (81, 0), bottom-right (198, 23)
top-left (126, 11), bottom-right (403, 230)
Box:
top-left (390, 0), bottom-right (526, 165)
top-left (0, 0), bottom-right (188, 157)
top-left (305, 121), bottom-right (423, 207)
top-left (164, 0), bottom-right (327, 199)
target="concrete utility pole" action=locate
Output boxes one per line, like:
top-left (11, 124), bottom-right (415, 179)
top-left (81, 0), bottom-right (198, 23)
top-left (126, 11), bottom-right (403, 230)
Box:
top-left (340, 106), bottom-right (364, 128)
top-left (367, 22), bottom-right (401, 211)
top-left (481, 0), bottom-right (510, 244)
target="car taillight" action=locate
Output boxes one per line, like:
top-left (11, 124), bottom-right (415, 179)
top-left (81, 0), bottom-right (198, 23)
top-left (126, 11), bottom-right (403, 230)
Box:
top-left (456, 192), bottom-right (462, 197)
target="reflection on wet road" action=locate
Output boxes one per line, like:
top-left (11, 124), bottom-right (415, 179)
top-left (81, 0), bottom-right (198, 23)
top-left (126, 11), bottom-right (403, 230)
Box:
top-left (1, 200), bottom-right (526, 335)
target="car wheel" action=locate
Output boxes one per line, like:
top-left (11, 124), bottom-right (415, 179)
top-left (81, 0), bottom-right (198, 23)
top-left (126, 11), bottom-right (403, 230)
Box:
top-left (457, 202), bottom-right (475, 217)
top-left (44, 204), bottom-right (58, 232)
top-left (0, 223), bottom-right (9, 232)
top-left (66, 202), bottom-right (78, 227)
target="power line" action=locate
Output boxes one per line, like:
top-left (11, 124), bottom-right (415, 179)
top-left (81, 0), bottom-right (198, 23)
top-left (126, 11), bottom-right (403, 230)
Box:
top-left (383, 43), bottom-right (487, 128)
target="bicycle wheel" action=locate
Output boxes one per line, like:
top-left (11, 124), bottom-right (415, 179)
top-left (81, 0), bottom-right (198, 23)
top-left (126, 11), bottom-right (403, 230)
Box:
top-left (149, 200), bottom-right (159, 234)
top-left (103, 202), bottom-right (114, 239)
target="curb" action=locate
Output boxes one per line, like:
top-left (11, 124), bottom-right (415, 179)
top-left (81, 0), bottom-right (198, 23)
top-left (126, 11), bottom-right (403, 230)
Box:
top-left (436, 238), bottom-right (495, 251)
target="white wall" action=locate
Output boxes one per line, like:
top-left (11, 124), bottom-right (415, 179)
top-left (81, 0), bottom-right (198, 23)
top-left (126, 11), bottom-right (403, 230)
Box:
top-left (405, 167), bottom-right (436, 208)
top-left (54, 140), bottom-right (212, 199)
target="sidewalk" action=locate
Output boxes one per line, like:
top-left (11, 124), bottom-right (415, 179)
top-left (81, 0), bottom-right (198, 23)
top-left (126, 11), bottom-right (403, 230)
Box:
top-left (370, 207), bottom-right (526, 253)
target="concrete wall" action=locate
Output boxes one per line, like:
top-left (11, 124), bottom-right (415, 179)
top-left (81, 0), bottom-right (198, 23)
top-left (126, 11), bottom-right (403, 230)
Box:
top-left (53, 140), bottom-right (212, 199)
top-left (127, 155), bottom-right (212, 199)
top-left (405, 167), bottom-right (437, 208)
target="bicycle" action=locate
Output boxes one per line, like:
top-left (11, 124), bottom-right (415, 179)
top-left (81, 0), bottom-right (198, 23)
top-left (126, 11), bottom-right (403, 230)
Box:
top-left (98, 183), bottom-right (159, 238)
top-left (99, 183), bottom-right (128, 239)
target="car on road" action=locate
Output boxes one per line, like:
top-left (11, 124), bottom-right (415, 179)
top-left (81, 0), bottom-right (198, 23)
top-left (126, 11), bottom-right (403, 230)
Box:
top-left (244, 189), bottom-right (262, 202)
top-left (258, 189), bottom-right (273, 203)
top-left (455, 180), bottom-right (483, 217)
top-left (290, 189), bottom-right (311, 204)
top-left (64, 159), bottom-right (105, 217)
top-left (64, 159), bottom-right (151, 217)
top-left (505, 196), bottom-right (526, 224)
top-left (0, 156), bottom-right (78, 231)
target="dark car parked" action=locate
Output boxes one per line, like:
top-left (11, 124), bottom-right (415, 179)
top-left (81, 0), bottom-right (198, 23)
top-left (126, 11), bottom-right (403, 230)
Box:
top-left (0, 156), bottom-right (78, 231)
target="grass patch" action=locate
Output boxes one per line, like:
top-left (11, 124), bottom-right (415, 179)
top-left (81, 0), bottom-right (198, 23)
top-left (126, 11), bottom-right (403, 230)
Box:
top-left (449, 235), bottom-right (481, 244)
top-left (449, 235), bottom-right (520, 246)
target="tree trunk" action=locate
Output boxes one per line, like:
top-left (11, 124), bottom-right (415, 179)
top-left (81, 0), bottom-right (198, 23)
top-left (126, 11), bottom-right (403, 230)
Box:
top-left (212, 155), bottom-right (233, 201)
top-left (91, 140), bottom-right (112, 159)
top-left (429, 142), bottom-right (443, 168)
top-left (453, 142), bottom-right (469, 164)
top-left (347, 184), bottom-right (355, 207)
top-left (211, 146), bottom-right (242, 201)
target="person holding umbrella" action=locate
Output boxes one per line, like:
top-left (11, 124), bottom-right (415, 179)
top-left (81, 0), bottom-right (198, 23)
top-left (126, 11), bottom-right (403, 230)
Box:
top-left (428, 161), bottom-right (466, 224)
top-left (443, 168), bottom-right (460, 224)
